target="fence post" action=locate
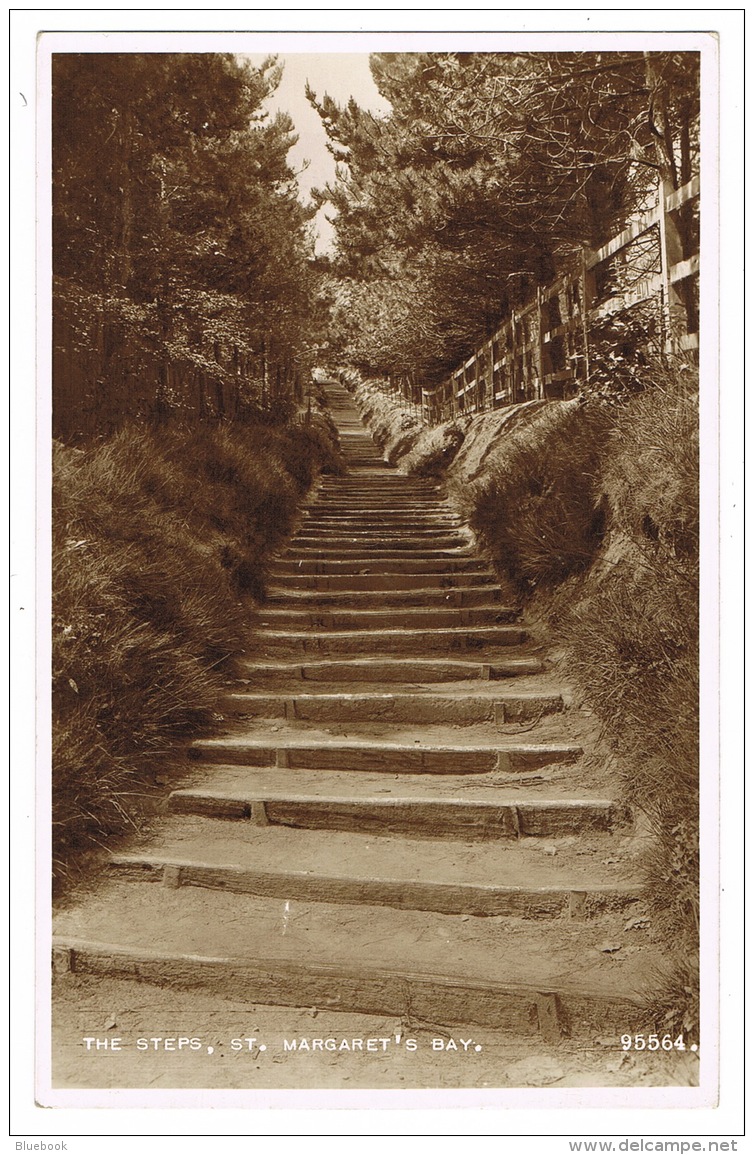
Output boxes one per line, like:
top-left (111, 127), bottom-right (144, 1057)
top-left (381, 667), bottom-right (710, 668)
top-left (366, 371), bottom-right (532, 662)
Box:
top-left (473, 350), bottom-right (481, 414)
top-left (536, 286), bottom-right (544, 400)
top-left (510, 312), bottom-right (518, 401)
top-left (580, 251), bottom-right (594, 389)
top-left (657, 175), bottom-right (689, 351)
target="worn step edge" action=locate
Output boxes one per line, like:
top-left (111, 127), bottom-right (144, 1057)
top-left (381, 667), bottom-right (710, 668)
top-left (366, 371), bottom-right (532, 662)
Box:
top-left (269, 560), bottom-right (491, 576)
top-left (305, 496), bottom-right (454, 504)
top-left (249, 625), bottom-right (527, 642)
top-left (288, 538), bottom-right (472, 551)
top-left (312, 479), bottom-right (438, 487)
top-left (316, 476), bottom-right (441, 482)
top-left (254, 607), bottom-right (520, 630)
top-left (108, 855), bottom-right (639, 920)
top-left (296, 516), bottom-right (461, 525)
top-left (219, 691), bottom-right (564, 724)
top-left (299, 527), bottom-right (467, 537)
top-left (280, 548), bottom-right (477, 561)
top-left (305, 510), bottom-right (453, 519)
top-left (51, 937), bottom-right (645, 1035)
top-left (302, 505), bottom-right (455, 516)
top-left (237, 658), bottom-right (545, 682)
top-left (309, 493), bottom-right (449, 502)
top-left (314, 481), bottom-right (443, 489)
top-left (246, 628), bottom-right (529, 656)
top-left (298, 527), bottom-right (467, 537)
top-left (310, 488), bottom-right (446, 495)
top-left (168, 792), bottom-right (625, 840)
top-left (266, 573), bottom-right (497, 591)
top-left (293, 528), bottom-right (467, 539)
top-left (257, 604), bottom-right (517, 617)
top-left (187, 737), bottom-right (582, 774)
top-left (309, 494), bottom-right (450, 503)
top-left (263, 586), bottom-right (506, 608)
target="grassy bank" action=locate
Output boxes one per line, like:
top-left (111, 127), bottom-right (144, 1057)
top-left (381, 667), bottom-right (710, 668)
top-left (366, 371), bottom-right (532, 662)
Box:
top-left (53, 405), bottom-right (342, 887)
top-left (344, 366), bottom-right (699, 1030)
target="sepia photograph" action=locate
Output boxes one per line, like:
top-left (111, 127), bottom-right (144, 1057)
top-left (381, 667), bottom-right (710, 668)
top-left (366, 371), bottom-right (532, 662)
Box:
top-left (11, 10), bottom-right (742, 1139)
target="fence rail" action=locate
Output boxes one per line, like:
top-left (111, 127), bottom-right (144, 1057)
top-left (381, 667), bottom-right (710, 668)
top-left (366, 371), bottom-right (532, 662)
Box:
top-left (386, 175), bottom-right (699, 426)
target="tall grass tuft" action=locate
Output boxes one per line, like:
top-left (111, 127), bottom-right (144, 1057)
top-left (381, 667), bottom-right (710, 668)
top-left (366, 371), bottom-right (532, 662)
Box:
top-left (456, 402), bottom-right (612, 593)
top-left (562, 374), bottom-right (699, 1026)
top-left (400, 420), bottom-right (468, 478)
top-left (53, 411), bottom-right (342, 886)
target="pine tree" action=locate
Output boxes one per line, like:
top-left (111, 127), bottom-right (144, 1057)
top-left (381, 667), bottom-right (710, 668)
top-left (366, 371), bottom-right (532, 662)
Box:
top-left (53, 52), bottom-right (318, 437)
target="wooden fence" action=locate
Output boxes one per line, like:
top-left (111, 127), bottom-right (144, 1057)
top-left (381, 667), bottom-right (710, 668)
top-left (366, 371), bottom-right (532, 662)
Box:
top-left (387, 175), bottom-right (699, 426)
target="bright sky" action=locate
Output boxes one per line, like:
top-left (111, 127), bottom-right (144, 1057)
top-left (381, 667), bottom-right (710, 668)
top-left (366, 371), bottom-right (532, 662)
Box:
top-left (241, 53), bottom-right (392, 253)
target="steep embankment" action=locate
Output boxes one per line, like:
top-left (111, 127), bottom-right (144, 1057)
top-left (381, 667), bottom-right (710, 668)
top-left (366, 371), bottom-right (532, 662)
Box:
top-left (53, 402), bottom-right (343, 887)
top-left (344, 368), bottom-right (699, 1031)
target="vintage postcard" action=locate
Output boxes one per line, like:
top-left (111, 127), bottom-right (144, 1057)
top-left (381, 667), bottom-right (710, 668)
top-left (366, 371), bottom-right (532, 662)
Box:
top-left (10, 8), bottom-right (744, 1145)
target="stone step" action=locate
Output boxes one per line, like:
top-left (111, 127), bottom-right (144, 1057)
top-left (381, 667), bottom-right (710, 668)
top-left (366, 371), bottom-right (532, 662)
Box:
top-left (300, 512), bottom-right (464, 525)
top-left (296, 532), bottom-right (470, 545)
top-left (187, 731), bottom-right (582, 774)
top-left (307, 499), bottom-right (451, 512)
top-left (337, 460), bottom-right (386, 466)
top-left (279, 542), bottom-right (473, 556)
top-left (314, 493), bottom-right (443, 504)
top-left (52, 884), bottom-right (652, 1033)
top-left (107, 818), bottom-right (638, 919)
top-left (298, 506), bottom-right (451, 518)
top-left (263, 585), bottom-right (505, 608)
top-left (315, 484), bottom-right (441, 494)
top-left (269, 558), bottom-right (493, 576)
top-left (316, 476), bottom-right (437, 486)
top-left (246, 624), bottom-right (527, 656)
top-left (254, 605), bottom-right (519, 631)
top-left (316, 495), bottom-right (444, 505)
top-left (311, 494), bottom-right (447, 504)
top-left (237, 656), bottom-right (545, 684)
top-left (283, 541), bottom-right (474, 557)
top-left (321, 476), bottom-right (434, 481)
top-left (300, 515), bottom-right (465, 529)
top-left (266, 572), bottom-right (498, 592)
top-left (220, 689), bottom-right (564, 725)
top-left (169, 766), bottom-right (628, 837)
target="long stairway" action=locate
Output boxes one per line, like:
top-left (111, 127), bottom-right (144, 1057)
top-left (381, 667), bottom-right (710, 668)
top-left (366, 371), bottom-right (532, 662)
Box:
top-left (53, 381), bottom-right (661, 1043)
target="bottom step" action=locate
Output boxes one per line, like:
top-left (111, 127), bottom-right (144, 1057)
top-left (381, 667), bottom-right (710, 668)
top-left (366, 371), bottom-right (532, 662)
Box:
top-left (52, 884), bottom-right (656, 1035)
top-left (53, 938), bottom-right (645, 1038)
